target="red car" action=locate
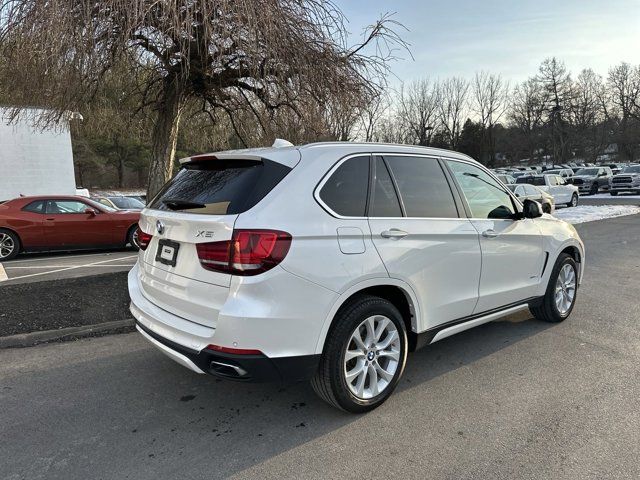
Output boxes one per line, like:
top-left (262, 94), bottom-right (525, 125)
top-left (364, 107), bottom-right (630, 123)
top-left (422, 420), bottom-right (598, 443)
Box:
top-left (0, 195), bottom-right (141, 261)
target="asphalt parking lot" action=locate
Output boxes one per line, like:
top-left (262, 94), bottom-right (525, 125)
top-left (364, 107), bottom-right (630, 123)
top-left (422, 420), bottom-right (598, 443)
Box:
top-left (0, 250), bottom-right (137, 285)
top-left (1, 212), bottom-right (640, 479)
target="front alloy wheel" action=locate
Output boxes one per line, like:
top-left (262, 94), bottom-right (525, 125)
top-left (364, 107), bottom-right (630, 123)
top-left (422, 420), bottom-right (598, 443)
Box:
top-left (531, 253), bottom-right (578, 323)
top-left (554, 264), bottom-right (576, 316)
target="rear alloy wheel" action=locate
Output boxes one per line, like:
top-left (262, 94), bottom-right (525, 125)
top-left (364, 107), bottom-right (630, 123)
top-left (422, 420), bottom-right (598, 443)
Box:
top-left (0, 229), bottom-right (20, 261)
top-left (531, 253), bottom-right (578, 323)
top-left (311, 295), bottom-right (408, 413)
top-left (567, 193), bottom-right (578, 207)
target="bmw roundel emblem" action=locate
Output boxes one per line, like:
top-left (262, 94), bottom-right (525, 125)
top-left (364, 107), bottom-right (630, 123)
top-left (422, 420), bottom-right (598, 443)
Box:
top-left (156, 220), bottom-right (165, 235)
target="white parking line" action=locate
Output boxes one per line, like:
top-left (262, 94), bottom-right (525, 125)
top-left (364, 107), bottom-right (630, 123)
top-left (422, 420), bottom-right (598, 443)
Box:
top-left (4, 255), bottom-right (138, 282)
top-left (4, 264), bottom-right (135, 269)
top-left (0, 263), bottom-right (7, 282)
top-left (6, 252), bottom-right (133, 264)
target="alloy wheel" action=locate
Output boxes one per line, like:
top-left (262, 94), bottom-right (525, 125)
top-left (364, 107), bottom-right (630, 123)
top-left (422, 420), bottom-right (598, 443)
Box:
top-left (344, 315), bottom-right (401, 399)
top-left (0, 233), bottom-right (15, 260)
top-left (554, 263), bottom-right (576, 315)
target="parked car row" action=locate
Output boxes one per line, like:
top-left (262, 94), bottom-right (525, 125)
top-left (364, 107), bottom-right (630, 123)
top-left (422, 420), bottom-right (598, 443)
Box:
top-left (493, 163), bottom-right (640, 196)
top-left (514, 174), bottom-right (580, 207)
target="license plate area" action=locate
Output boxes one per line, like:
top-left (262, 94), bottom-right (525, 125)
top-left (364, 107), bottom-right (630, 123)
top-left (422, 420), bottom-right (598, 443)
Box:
top-left (155, 239), bottom-right (180, 267)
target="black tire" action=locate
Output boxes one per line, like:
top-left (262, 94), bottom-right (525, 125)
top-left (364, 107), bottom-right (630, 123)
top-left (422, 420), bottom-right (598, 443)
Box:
top-left (542, 203), bottom-right (551, 214)
top-left (311, 295), bottom-right (408, 413)
top-left (127, 225), bottom-right (140, 251)
top-left (0, 228), bottom-right (21, 261)
top-left (589, 183), bottom-right (598, 195)
top-left (530, 253), bottom-right (578, 323)
top-left (610, 191), bottom-right (618, 196)
top-left (566, 193), bottom-right (578, 208)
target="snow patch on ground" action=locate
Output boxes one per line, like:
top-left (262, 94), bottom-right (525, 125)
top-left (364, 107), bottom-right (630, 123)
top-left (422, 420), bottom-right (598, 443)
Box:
top-left (591, 193), bottom-right (640, 199)
top-left (553, 205), bottom-right (640, 224)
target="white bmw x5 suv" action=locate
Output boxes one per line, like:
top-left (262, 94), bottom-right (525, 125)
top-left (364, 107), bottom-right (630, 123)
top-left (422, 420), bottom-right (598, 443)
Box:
top-left (129, 142), bottom-right (584, 412)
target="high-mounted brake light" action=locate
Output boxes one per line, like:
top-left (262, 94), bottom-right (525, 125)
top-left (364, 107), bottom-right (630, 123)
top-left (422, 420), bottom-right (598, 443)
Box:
top-left (196, 229), bottom-right (291, 276)
top-left (136, 228), bottom-right (153, 250)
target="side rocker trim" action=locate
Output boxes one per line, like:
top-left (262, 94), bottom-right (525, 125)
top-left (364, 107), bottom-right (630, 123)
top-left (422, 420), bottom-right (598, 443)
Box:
top-left (413, 297), bottom-right (542, 350)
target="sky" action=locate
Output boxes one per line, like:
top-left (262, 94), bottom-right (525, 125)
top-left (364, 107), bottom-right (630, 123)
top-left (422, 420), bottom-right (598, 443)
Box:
top-left (339, 0), bottom-right (640, 85)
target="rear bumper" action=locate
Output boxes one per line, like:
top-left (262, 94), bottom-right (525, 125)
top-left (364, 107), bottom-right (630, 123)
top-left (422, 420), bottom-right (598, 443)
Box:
top-left (136, 321), bottom-right (320, 383)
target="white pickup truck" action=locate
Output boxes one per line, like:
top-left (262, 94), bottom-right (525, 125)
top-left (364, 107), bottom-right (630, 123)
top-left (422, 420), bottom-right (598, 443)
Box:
top-left (515, 174), bottom-right (580, 207)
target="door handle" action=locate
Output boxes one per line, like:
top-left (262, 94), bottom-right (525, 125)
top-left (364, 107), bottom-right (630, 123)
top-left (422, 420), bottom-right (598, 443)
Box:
top-left (482, 229), bottom-right (499, 238)
top-left (381, 229), bottom-right (409, 239)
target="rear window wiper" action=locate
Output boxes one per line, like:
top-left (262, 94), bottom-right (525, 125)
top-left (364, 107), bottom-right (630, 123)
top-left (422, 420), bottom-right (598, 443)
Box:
top-left (162, 198), bottom-right (206, 210)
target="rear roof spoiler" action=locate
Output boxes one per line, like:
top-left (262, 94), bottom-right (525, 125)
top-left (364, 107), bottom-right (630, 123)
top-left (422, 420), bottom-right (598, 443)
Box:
top-left (179, 153), bottom-right (263, 164)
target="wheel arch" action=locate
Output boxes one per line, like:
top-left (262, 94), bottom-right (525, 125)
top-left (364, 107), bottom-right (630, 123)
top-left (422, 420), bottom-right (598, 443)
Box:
top-left (314, 278), bottom-right (421, 355)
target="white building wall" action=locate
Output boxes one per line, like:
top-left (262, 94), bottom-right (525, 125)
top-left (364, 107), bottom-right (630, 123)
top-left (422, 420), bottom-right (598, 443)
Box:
top-left (0, 108), bottom-right (76, 200)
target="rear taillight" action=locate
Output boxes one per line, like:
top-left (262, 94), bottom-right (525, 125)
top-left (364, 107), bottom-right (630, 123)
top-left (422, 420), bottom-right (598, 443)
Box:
top-left (196, 229), bottom-right (291, 276)
top-left (136, 228), bottom-right (153, 250)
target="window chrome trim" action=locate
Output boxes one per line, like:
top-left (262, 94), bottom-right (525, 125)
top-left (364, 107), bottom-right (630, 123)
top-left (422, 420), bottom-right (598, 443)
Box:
top-left (313, 153), bottom-right (372, 220)
top-left (314, 151), bottom-right (467, 221)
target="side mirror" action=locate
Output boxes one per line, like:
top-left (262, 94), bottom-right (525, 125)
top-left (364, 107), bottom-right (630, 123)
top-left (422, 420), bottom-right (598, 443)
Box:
top-left (84, 208), bottom-right (97, 216)
top-left (522, 199), bottom-right (543, 219)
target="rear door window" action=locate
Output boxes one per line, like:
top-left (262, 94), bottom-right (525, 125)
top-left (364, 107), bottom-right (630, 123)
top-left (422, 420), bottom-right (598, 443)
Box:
top-left (22, 201), bottom-right (45, 213)
top-left (384, 156), bottom-right (458, 218)
top-left (149, 159), bottom-right (291, 215)
top-left (370, 157), bottom-right (402, 217)
top-left (319, 156), bottom-right (370, 217)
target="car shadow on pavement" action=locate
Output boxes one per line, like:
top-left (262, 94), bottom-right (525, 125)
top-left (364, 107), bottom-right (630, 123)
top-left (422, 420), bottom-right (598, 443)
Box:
top-left (2, 311), bottom-right (553, 480)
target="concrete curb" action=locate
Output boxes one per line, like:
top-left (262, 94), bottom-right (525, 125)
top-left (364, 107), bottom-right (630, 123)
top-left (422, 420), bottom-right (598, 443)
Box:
top-left (0, 319), bottom-right (135, 349)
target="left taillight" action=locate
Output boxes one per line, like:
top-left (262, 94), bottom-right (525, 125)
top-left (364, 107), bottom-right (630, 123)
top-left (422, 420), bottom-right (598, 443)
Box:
top-left (196, 229), bottom-right (291, 276)
top-left (136, 227), bottom-right (153, 250)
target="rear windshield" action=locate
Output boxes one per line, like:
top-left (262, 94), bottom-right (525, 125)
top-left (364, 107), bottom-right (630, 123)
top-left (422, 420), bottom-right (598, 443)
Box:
top-left (575, 168), bottom-right (598, 176)
top-left (149, 159), bottom-right (291, 215)
top-left (109, 196), bottom-right (145, 209)
top-left (622, 165), bottom-right (640, 174)
top-left (516, 176), bottom-right (546, 186)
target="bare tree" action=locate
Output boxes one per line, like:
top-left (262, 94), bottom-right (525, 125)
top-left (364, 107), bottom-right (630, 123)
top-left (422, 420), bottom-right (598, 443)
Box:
top-left (0, 1), bottom-right (407, 197)
top-left (437, 77), bottom-right (469, 149)
top-left (607, 62), bottom-right (640, 159)
top-left (536, 57), bottom-right (573, 162)
top-left (509, 79), bottom-right (548, 163)
top-left (472, 71), bottom-right (509, 165)
top-left (397, 79), bottom-right (438, 146)
top-left (355, 92), bottom-right (390, 142)
top-left (567, 69), bottom-right (607, 161)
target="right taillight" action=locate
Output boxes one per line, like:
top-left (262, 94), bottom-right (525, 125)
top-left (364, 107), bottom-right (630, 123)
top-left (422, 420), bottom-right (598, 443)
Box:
top-left (136, 228), bottom-right (153, 250)
top-left (196, 229), bottom-right (291, 276)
